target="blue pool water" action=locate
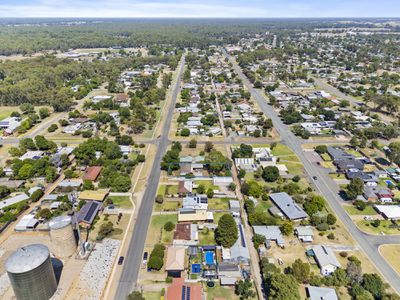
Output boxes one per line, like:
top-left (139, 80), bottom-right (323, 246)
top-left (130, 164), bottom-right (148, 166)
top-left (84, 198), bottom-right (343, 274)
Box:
top-left (191, 263), bottom-right (201, 273)
top-left (205, 251), bottom-right (214, 265)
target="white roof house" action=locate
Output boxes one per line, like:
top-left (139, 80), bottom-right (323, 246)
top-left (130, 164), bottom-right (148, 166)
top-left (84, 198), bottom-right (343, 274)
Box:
top-left (14, 214), bottom-right (39, 231)
top-left (234, 158), bottom-right (255, 172)
top-left (213, 176), bottom-right (233, 186)
top-left (0, 193), bottom-right (29, 210)
top-left (295, 226), bottom-right (314, 242)
top-left (253, 225), bottom-right (285, 247)
top-left (374, 205), bottom-right (400, 220)
top-left (182, 194), bottom-right (208, 210)
top-left (307, 286), bottom-right (338, 300)
top-left (311, 245), bottom-right (341, 276)
top-left (20, 151), bottom-right (44, 161)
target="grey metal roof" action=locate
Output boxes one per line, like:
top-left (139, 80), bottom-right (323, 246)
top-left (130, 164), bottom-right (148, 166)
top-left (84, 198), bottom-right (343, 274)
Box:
top-left (295, 226), bottom-right (314, 237)
top-left (49, 215), bottom-right (72, 230)
top-left (253, 225), bottom-right (285, 246)
top-left (5, 244), bottom-right (50, 274)
top-left (311, 245), bottom-right (341, 269)
top-left (269, 192), bottom-right (307, 220)
top-left (308, 286), bottom-right (338, 300)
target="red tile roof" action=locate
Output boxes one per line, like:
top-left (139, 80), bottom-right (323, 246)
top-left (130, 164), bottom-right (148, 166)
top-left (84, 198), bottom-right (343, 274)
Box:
top-left (166, 278), bottom-right (202, 300)
top-left (82, 166), bottom-right (102, 181)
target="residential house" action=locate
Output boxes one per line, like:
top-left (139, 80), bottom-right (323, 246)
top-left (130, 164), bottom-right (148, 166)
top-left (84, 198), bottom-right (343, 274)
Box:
top-left (0, 117), bottom-right (21, 135)
top-left (310, 245), bottom-right (341, 276)
top-left (0, 193), bottom-right (30, 210)
top-left (178, 208), bottom-right (213, 223)
top-left (183, 194), bottom-right (208, 210)
top-left (307, 286), bottom-right (338, 300)
top-left (76, 201), bottom-right (102, 228)
top-left (20, 151), bottom-right (44, 160)
top-left (295, 226), bottom-right (314, 242)
top-left (228, 224), bottom-right (250, 264)
top-left (374, 205), bottom-right (400, 220)
top-left (269, 192), bottom-right (307, 220)
top-left (82, 166), bottom-right (102, 181)
top-left (78, 189), bottom-right (109, 202)
top-left (173, 223), bottom-right (199, 246)
top-left (234, 158), bottom-right (256, 172)
top-left (165, 278), bottom-right (202, 300)
top-left (253, 225), bottom-right (285, 248)
top-left (178, 180), bottom-right (193, 195)
top-left (165, 246), bottom-right (186, 277)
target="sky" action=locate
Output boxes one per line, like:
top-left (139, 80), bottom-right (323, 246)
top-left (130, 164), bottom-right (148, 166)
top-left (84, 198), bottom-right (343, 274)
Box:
top-left (0, 0), bottom-right (399, 18)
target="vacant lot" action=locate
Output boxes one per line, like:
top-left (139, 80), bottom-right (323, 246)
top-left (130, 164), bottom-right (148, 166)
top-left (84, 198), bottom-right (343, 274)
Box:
top-left (0, 106), bottom-right (18, 120)
top-left (108, 196), bottom-right (132, 209)
top-left (146, 214), bottom-right (178, 245)
top-left (380, 245), bottom-right (400, 275)
top-left (344, 205), bottom-right (377, 216)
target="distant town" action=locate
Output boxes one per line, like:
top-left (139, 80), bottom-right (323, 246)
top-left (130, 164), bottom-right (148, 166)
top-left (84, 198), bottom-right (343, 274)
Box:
top-left (0, 17), bottom-right (399, 300)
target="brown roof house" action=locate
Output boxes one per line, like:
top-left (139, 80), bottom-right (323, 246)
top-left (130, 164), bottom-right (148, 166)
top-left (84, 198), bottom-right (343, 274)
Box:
top-left (166, 278), bottom-right (202, 300)
top-left (82, 166), bottom-right (102, 181)
top-left (165, 246), bottom-right (186, 278)
top-left (173, 223), bottom-right (198, 246)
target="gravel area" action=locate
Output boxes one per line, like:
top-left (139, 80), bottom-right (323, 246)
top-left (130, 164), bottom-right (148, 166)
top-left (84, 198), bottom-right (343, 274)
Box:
top-left (80, 239), bottom-right (121, 300)
top-left (0, 273), bottom-right (10, 297)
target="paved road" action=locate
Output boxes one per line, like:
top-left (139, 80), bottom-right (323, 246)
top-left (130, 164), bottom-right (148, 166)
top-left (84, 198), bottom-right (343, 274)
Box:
top-left (223, 49), bottom-right (400, 294)
top-left (114, 53), bottom-right (186, 300)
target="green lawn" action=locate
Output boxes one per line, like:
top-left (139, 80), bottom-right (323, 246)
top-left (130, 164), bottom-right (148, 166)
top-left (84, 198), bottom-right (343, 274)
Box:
top-left (271, 143), bottom-right (295, 157)
top-left (345, 149), bottom-right (363, 158)
top-left (357, 220), bottom-right (400, 235)
top-left (157, 184), bottom-right (179, 196)
top-left (108, 196), bottom-right (132, 209)
top-left (344, 205), bottom-right (377, 215)
top-left (195, 180), bottom-right (218, 191)
top-left (208, 198), bottom-right (230, 210)
top-left (199, 228), bottom-right (216, 245)
top-left (157, 185), bottom-right (167, 196)
top-left (0, 106), bottom-right (19, 121)
top-left (320, 153), bottom-right (331, 161)
top-left (204, 283), bottom-right (236, 300)
top-left (143, 291), bottom-right (161, 300)
top-left (329, 173), bottom-right (346, 180)
top-left (147, 214), bottom-right (178, 244)
top-left (282, 161), bottom-right (304, 175)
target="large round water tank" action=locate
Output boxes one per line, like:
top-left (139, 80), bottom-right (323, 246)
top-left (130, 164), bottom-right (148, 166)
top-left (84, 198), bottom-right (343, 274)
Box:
top-left (5, 244), bottom-right (57, 300)
top-left (49, 215), bottom-right (77, 258)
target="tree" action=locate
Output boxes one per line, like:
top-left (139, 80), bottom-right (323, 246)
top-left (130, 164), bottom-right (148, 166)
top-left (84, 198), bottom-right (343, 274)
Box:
top-left (303, 194), bottom-right (325, 216)
top-left (280, 221), bottom-right (293, 236)
top-left (347, 260), bottom-right (363, 284)
top-left (30, 189), bottom-right (44, 202)
top-left (216, 214), bottom-right (238, 248)
top-left (291, 259), bottom-right (310, 283)
top-left (266, 273), bottom-right (300, 300)
top-left (47, 124), bottom-right (58, 132)
top-left (20, 103), bottom-right (34, 114)
top-left (235, 279), bottom-right (256, 299)
top-left (252, 234), bottom-right (266, 249)
top-left (127, 291), bottom-right (145, 300)
top-left (327, 213), bottom-right (337, 225)
top-left (206, 188), bottom-right (214, 198)
top-left (83, 180), bottom-right (95, 190)
top-left (262, 166), bottom-right (280, 182)
top-left (362, 273), bottom-right (385, 299)
top-left (164, 221), bottom-right (175, 232)
top-left (188, 139), bottom-right (197, 148)
top-left (39, 107), bottom-right (50, 119)
top-left (45, 167), bottom-right (57, 182)
top-left (36, 208), bottom-right (52, 220)
top-left (0, 186), bottom-right (11, 199)
top-left (315, 145), bottom-right (328, 154)
top-left (387, 142), bottom-right (400, 166)
top-left (346, 177), bottom-right (364, 200)
top-left (180, 128), bottom-right (190, 136)
top-left (204, 141), bottom-right (214, 152)
top-left (96, 221), bottom-right (114, 240)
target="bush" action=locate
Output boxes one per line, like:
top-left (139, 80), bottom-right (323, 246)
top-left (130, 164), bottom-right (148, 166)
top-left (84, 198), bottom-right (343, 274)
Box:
top-left (180, 128), bottom-right (190, 136)
top-left (147, 256), bottom-right (163, 270)
top-left (327, 233), bottom-right (335, 240)
top-left (339, 251), bottom-right (348, 258)
top-left (155, 195), bottom-right (164, 204)
top-left (30, 189), bottom-right (44, 202)
top-left (316, 223), bottom-right (329, 231)
top-left (47, 124), bottom-right (58, 132)
top-left (371, 219), bottom-right (381, 228)
top-left (292, 175), bottom-right (301, 182)
top-left (164, 221), bottom-right (175, 232)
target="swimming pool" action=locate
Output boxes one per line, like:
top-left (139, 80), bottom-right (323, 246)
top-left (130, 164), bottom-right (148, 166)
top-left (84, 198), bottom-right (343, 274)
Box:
top-left (205, 251), bottom-right (215, 265)
top-left (385, 180), bottom-right (394, 186)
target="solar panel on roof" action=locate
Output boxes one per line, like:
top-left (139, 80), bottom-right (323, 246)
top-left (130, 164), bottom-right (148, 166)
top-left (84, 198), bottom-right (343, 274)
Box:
top-left (186, 286), bottom-right (191, 300)
top-left (84, 202), bottom-right (98, 222)
top-left (181, 286), bottom-right (186, 300)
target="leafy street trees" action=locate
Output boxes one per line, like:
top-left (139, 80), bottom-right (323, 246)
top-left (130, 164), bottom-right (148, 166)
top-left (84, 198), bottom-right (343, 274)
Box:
top-left (216, 214), bottom-right (238, 248)
top-left (346, 177), bottom-right (364, 200)
top-left (262, 166), bottom-right (280, 182)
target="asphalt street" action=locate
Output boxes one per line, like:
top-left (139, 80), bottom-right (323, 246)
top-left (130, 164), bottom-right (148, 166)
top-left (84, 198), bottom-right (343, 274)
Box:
top-left (114, 53), bottom-right (186, 300)
top-left (223, 49), bottom-right (400, 294)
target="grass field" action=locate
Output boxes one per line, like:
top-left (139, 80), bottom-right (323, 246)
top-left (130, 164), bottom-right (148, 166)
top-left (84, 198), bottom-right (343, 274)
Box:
top-left (357, 220), bottom-right (400, 235)
top-left (142, 291), bottom-right (161, 300)
top-left (344, 205), bottom-right (377, 215)
top-left (271, 143), bottom-right (294, 156)
top-left (0, 106), bottom-right (19, 120)
top-left (147, 214), bottom-right (178, 245)
top-left (204, 283), bottom-right (237, 300)
top-left (208, 198), bottom-right (230, 210)
top-left (108, 196), bottom-right (132, 209)
top-left (380, 245), bottom-right (400, 275)
top-left (199, 228), bottom-right (216, 245)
